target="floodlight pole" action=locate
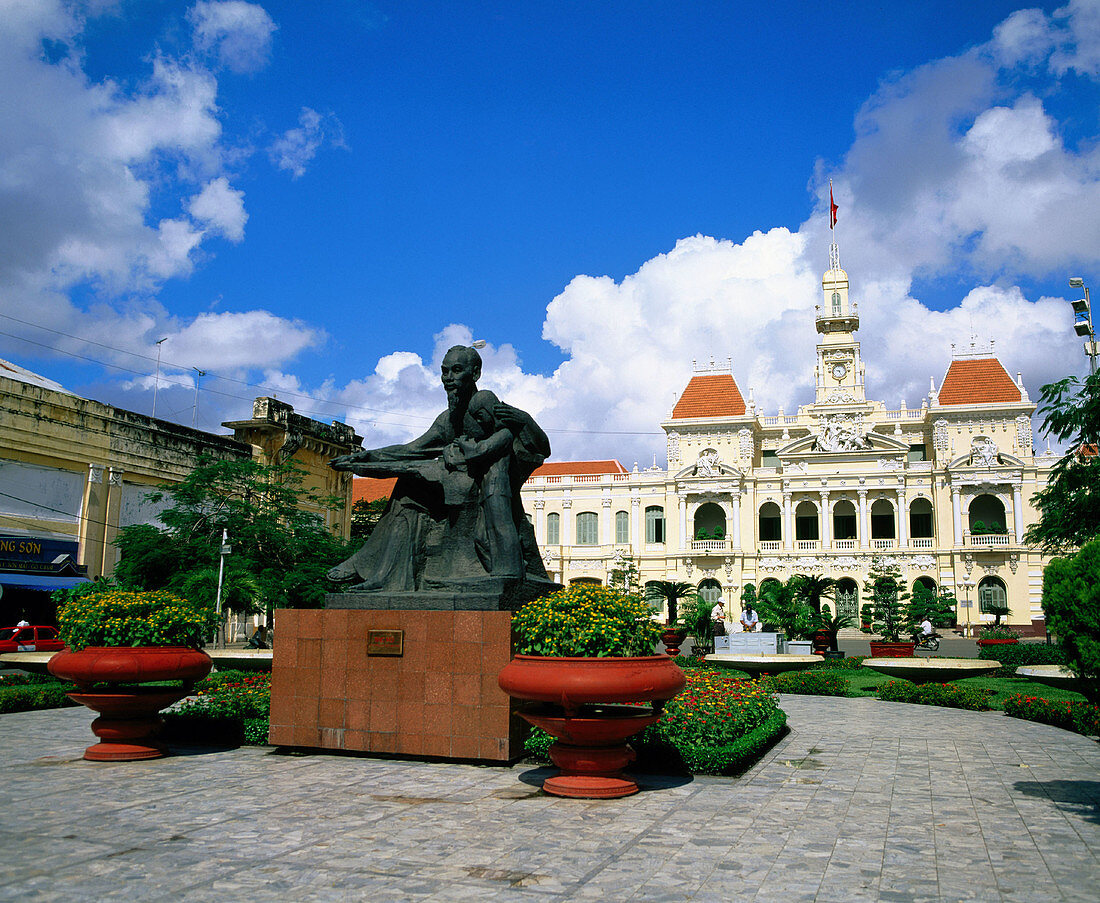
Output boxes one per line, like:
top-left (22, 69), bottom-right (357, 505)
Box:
top-left (191, 367), bottom-right (205, 427)
top-left (151, 337), bottom-right (168, 417)
top-left (1069, 278), bottom-right (1097, 375)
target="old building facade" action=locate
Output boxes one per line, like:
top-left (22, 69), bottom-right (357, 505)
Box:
top-left (520, 255), bottom-right (1056, 635)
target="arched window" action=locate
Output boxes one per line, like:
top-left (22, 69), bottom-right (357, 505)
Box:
top-left (969, 495), bottom-right (1008, 534)
top-left (832, 499), bottom-right (857, 541)
top-left (913, 576), bottom-right (937, 595)
top-left (759, 502), bottom-right (782, 542)
top-left (870, 498), bottom-right (896, 539)
top-left (576, 512), bottom-right (598, 545)
top-left (569, 576), bottom-right (602, 586)
top-left (978, 576), bottom-right (1009, 618)
top-left (835, 578), bottom-right (859, 621)
top-left (645, 506), bottom-right (665, 543)
top-left (831, 291), bottom-right (841, 316)
top-left (693, 502), bottom-right (726, 540)
top-left (909, 498), bottom-right (934, 539)
top-left (795, 501), bottom-right (819, 541)
top-left (614, 510), bottom-right (629, 544)
top-left (698, 578), bottom-right (722, 605)
top-left (546, 512), bottom-right (560, 545)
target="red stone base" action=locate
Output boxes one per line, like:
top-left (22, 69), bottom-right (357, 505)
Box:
top-left (267, 609), bottom-right (523, 761)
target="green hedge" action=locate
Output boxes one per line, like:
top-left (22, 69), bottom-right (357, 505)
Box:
top-left (877, 680), bottom-right (992, 710)
top-left (0, 683), bottom-right (77, 714)
top-left (762, 671), bottom-right (849, 696)
top-left (812, 655), bottom-right (866, 671)
top-left (1003, 693), bottom-right (1100, 736)
top-left (977, 642), bottom-right (1066, 675)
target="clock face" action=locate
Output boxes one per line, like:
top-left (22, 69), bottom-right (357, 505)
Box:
top-left (831, 363), bottom-right (847, 380)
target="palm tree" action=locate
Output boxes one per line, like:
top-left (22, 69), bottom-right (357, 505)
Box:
top-left (645, 580), bottom-right (697, 626)
top-left (790, 574), bottom-right (836, 615)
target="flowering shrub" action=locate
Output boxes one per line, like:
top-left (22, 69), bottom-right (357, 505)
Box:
top-left (524, 668), bottom-right (786, 775)
top-left (877, 680), bottom-right (992, 710)
top-left (1002, 693), bottom-right (1100, 737)
top-left (762, 670), bottom-right (849, 696)
top-left (0, 682), bottom-right (76, 714)
top-left (165, 671), bottom-right (271, 746)
top-left (978, 624), bottom-right (1020, 640)
top-left (58, 588), bottom-right (216, 650)
top-left (512, 584), bottom-right (660, 657)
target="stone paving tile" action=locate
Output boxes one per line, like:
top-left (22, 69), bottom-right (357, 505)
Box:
top-left (1, 697), bottom-right (1099, 901)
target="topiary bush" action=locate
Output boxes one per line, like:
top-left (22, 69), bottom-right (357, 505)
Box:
top-left (876, 680), bottom-right (993, 710)
top-left (977, 642), bottom-right (1067, 675)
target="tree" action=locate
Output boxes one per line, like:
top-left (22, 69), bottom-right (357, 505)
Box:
top-left (909, 585), bottom-right (957, 628)
top-left (350, 496), bottom-right (389, 543)
top-left (645, 580), bottom-right (696, 625)
top-left (678, 592), bottom-right (714, 654)
top-left (1041, 539), bottom-right (1100, 702)
top-left (790, 574), bottom-right (836, 615)
top-left (755, 578), bottom-right (816, 640)
top-left (114, 456), bottom-right (355, 616)
top-left (1024, 372), bottom-right (1100, 553)
top-left (608, 554), bottom-right (641, 594)
top-left (862, 557), bottom-right (912, 642)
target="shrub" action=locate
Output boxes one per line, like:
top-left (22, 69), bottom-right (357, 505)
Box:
top-left (57, 587), bottom-right (217, 650)
top-left (813, 655), bottom-right (866, 671)
top-left (511, 584), bottom-right (659, 657)
top-left (876, 680), bottom-right (992, 710)
top-left (165, 671), bottom-right (271, 746)
top-left (1003, 693), bottom-right (1100, 736)
top-left (0, 683), bottom-right (77, 714)
top-left (1042, 540), bottom-right (1100, 702)
top-left (0, 673), bottom-right (56, 687)
top-left (977, 642), bottom-right (1066, 675)
top-left (978, 624), bottom-right (1019, 640)
top-left (762, 670), bottom-right (848, 696)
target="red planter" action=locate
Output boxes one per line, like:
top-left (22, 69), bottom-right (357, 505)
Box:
top-left (49, 646), bottom-right (212, 761)
top-left (498, 655), bottom-right (686, 798)
top-left (868, 641), bottom-right (916, 658)
top-left (977, 638), bottom-right (1019, 649)
top-left (659, 627), bottom-right (688, 657)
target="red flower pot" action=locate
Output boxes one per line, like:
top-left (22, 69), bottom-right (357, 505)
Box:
top-left (977, 638), bottom-right (1019, 649)
top-left (868, 641), bottom-right (916, 658)
top-left (659, 627), bottom-right (688, 657)
top-left (498, 655), bottom-right (686, 799)
top-left (49, 646), bottom-right (212, 761)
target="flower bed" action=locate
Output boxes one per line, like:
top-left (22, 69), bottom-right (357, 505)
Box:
top-left (876, 680), bottom-right (993, 710)
top-left (163, 671), bottom-right (271, 746)
top-left (511, 583), bottom-right (660, 657)
top-left (57, 587), bottom-right (216, 650)
top-left (0, 674), bottom-right (77, 714)
top-left (1002, 693), bottom-right (1100, 737)
top-left (525, 668), bottom-right (785, 775)
top-left (762, 670), bottom-right (849, 696)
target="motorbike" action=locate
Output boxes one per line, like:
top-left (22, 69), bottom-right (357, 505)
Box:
top-left (913, 632), bottom-right (940, 652)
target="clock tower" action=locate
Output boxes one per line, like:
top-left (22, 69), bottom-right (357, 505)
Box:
top-left (814, 235), bottom-right (866, 405)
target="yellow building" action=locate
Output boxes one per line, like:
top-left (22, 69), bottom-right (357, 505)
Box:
top-left (521, 254), bottom-right (1056, 636)
top-left (0, 361), bottom-right (359, 624)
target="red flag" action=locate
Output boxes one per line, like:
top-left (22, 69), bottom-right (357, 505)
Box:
top-left (830, 183), bottom-right (838, 229)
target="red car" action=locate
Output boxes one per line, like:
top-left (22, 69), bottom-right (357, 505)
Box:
top-left (0, 625), bottom-right (65, 653)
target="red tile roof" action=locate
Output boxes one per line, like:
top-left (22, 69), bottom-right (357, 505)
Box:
top-left (671, 374), bottom-right (746, 419)
top-left (352, 477), bottom-right (397, 504)
top-left (937, 358), bottom-right (1022, 406)
top-left (529, 460), bottom-right (628, 477)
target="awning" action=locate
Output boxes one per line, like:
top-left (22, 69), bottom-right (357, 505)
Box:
top-left (0, 574), bottom-right (91, 592)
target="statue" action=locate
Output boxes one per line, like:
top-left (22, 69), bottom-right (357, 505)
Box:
top-left (327, 345), bottom-right (556, 608)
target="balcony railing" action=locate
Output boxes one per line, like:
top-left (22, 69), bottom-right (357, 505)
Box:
top-left (759, 540), bottom-right (782, 552)
top-left (910, 537), bottom-right (934, 549)
top-left (871, 538), bottom-right (896, 550)
top-left (832, 540), bottom-right (857, 550)
top-left (795, 540), bottom-right (820, 551)
top-left (967, 532), bottom-right (1014, 547)
top-left (690, 539), bottom-right (730, 552)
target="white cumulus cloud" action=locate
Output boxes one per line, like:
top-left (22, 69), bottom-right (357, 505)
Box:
top-left (189, 0), bottom-right (277, 74)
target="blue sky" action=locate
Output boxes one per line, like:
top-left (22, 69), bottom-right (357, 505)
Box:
top-left (2, 1), bottom-right (1099, 464)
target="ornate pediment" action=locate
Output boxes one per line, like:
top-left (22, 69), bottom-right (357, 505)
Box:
top-left (777, 430), bottom-right (909, 458)
top-left (674, 448), bottom-right (743, 480)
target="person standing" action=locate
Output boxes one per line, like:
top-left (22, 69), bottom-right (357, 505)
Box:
top-left (711, 600), bottom-right (727, 636)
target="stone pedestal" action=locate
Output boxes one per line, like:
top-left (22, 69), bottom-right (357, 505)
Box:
top-left (268, 608), bottom-right (523, 761)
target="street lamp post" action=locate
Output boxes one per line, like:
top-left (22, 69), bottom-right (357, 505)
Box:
top-left (1069, 277), bottom-right (1097, 375)
top-left (961, 578), bottom-right (976, 638)
top-left (191, 367), bottom-right (206, 427)
top-left (214, 529), bottom-right (231, 649)
top-left (151, 337), bottom-right (168, 417)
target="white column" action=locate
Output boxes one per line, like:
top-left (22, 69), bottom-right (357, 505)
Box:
top-left (896, 490), bottom-right (907, 547)
top-left (1012, 484), bottom-right (1024, 540)
top-left (730, 492), bottom-right (741, 549)
top-left (601, 497), bottom-right (612, 546)
top-left (782, 492), bottom-right (793, 550)
top-left (951, 486), bottom-right (963, 547)
top-left (533, 498), bottom-right (545, 545)
top-left (631, 496), bottom-right (640, 546)
top-left (857, 490), bottom-right (869, 549)
top-left (678, 495), bottom-right (688, 551)
top-left (820, 493), bottom-right (831, 547)
top-left (562, 498), bottom-right (573, 546)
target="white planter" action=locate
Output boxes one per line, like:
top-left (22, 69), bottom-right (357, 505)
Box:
top-left (786, 640), bottom-right (814, 655)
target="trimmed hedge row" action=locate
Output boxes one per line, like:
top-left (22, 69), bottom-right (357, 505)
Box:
top-left (876, 680), bottom-right (993, 710)
top-left (977, 642), bottom-right (1066, 675)
top-left (762, 671), bottom-right (849, 696)
top-left (0, 683), bottom-right (77, 714)
top-left (1002, 693), bottom-right (1100, 737)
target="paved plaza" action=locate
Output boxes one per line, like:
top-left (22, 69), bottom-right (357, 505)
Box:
top-left (1, 696), bottom-right (1097, 902)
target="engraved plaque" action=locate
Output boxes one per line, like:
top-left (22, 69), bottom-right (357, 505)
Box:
top-left (366, 629), bottom-right (404, 656)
